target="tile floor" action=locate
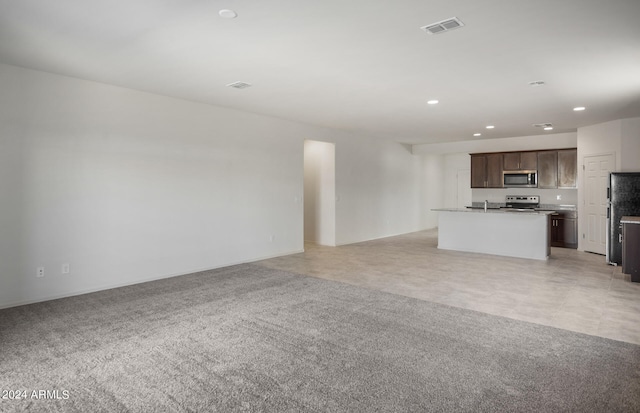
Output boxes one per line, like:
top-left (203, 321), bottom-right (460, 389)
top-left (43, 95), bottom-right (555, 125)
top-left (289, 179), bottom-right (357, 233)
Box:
top-left (256, 228), bottom-right (640, 345)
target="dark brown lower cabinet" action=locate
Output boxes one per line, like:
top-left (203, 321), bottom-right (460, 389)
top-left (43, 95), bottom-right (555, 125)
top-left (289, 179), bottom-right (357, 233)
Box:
top-left (622, 217), bottom-right (640, 282)
top-left (550, 211), bottom-right (577, 249)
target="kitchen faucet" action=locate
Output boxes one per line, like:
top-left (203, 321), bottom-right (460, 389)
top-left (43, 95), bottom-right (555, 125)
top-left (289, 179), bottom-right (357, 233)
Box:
top-left (484, 200), bottom-right (488, 212)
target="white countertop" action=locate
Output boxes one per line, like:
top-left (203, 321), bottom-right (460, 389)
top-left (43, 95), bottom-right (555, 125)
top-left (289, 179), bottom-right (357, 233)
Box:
top-left (432, 208), bottom-right (555, 216)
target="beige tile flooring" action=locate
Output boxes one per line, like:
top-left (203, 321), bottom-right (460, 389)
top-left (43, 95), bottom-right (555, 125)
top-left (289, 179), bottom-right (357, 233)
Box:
top-left (256, 229), bottom-right (640, 345)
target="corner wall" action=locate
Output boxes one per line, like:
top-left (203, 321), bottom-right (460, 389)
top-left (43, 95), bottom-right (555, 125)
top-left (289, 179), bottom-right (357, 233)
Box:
top-left (0, 64), bottom-right (425, 308)
top-left (334, 141), bottom-right (426, 245)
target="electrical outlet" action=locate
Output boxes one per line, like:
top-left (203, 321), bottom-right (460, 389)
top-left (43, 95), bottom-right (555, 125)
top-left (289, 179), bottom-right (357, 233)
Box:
top-left (37, 267), bottom-right (45, 278)
top-left (62, 263), bottom-right (70, 274)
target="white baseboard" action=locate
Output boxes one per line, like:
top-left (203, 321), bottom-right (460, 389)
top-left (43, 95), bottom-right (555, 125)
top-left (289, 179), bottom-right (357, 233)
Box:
top-left (0, 248), bottom-right (305, 310)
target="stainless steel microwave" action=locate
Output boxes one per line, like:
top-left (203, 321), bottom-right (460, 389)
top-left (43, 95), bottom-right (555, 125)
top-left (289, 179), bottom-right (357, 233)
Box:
top-left (503, 170), bottom-right (537, 188)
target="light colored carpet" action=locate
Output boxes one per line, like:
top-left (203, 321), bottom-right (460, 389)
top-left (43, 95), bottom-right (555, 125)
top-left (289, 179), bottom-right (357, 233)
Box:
top-left (1, 264), bottom-right (639, 412)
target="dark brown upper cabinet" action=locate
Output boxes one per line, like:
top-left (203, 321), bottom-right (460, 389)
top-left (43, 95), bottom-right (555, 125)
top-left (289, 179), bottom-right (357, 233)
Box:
top-left (537, 151), bottom-right (558, 189)
top-left (503, 151), bottom-right (538, 171)
top-left (538, 149), bottom-right (577, 189)
top-left (471, 154), bottom-right (487, 188)
top-left (471, 148), bottom-right (576, 189)
top-left (558, 149), bottom-right (577, 188)
top-left (487, 153), bottom-right (503, 188)
top-left (471, 153), bottom-right (503, 188)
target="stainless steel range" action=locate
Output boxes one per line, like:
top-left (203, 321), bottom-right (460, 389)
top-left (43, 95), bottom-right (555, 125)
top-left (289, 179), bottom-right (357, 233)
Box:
top-left (502, 195), bottom-right (540, 211)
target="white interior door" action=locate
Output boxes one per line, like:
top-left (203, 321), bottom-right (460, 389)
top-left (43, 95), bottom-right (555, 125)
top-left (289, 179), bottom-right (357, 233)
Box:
top-left (583, 154), bottom-right (614, 254)
top-left (456, 169), bottom-right (471, 209)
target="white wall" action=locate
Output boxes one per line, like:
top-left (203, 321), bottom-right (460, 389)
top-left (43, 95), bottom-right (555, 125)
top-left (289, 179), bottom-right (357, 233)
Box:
top-left (621, 117), bottom-right (640, 171)
top-left (0, 64), bottom-right (425, 308)
top-left (420, 154), bottom-right (444, 229)
top-left (575, 116), bottom-right (640, 173)
top-left (442, 153), bottom-right (471, 208)
top-left (304, 140), bottom-right (335, 246)
top-left (576, 117), bottom-right (640, 250)
top-left (577, 120), bottom-right (622, 171)
top-left (334, 141), bottom-right (426, 245)
top-left (412, 132), bottom-right (577, 155)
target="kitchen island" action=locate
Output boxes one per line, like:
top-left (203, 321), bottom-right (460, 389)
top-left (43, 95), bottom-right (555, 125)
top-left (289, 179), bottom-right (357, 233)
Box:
top-left (432, 208), bottom-right (553, 260)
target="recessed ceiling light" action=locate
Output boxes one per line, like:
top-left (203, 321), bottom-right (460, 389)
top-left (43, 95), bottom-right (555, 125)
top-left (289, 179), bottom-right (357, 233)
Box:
top-left (544, 126), bottom-right (554, 131)
top-left (573, 106), bottom-right (586, 111)
top-left (486, 125), bottom-right (495, 129)
top-left (473, 133), bottom-right (482, 137)
top-left (427, 100), bottom-right (439, 105)
top-left (219, 9), bottom-right (237, 19)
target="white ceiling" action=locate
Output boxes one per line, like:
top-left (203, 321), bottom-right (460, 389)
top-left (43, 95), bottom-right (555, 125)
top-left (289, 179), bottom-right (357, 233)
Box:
top-left (1, 0), bottom-right (639, 144)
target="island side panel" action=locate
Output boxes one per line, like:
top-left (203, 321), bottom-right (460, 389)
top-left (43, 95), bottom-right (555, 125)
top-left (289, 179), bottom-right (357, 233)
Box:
top-left (437, 211), bottom-right (550, 260)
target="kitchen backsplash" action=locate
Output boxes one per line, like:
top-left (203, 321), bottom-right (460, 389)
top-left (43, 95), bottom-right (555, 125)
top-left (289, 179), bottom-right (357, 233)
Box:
top-left (472, 188), bottom-right (577, 206)
top-left (469, 201), bottom-right (576, 210)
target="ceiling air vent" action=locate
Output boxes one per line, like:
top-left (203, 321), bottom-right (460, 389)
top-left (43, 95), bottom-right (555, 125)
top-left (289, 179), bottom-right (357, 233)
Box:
top-left (227, 81), bottom-right (252, 89)
top-left (533, 123), bottom-right (553, 128)
top-left (421, 17), bottom-right (465, 35)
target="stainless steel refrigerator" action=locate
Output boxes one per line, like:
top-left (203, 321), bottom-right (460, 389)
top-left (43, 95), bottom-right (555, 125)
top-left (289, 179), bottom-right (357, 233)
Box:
top-left (607, 172), bottom-right (640, 265)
